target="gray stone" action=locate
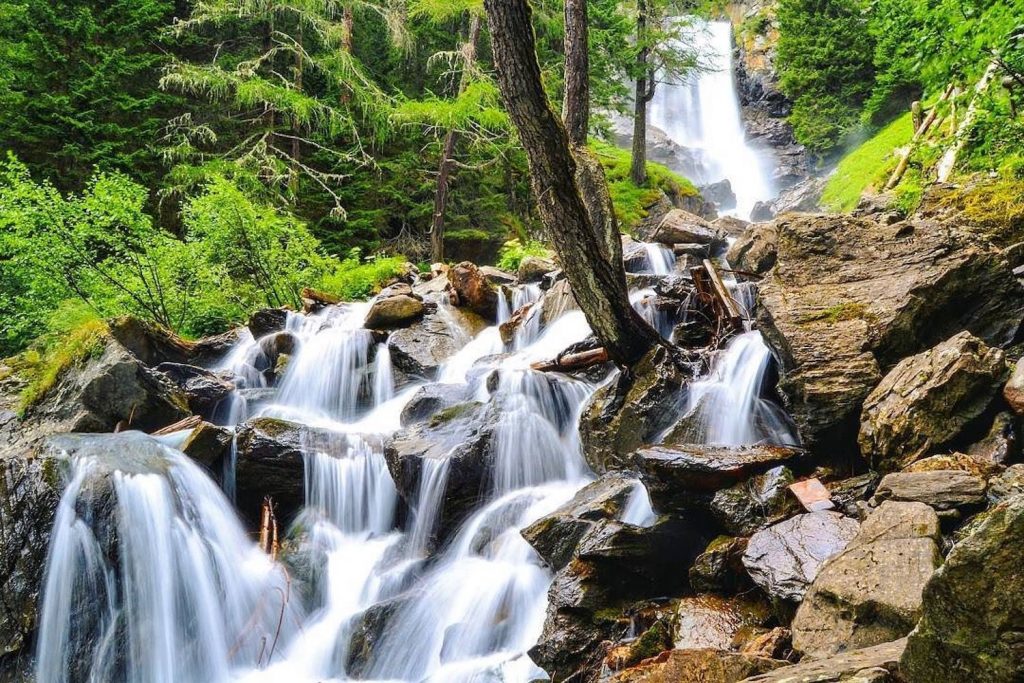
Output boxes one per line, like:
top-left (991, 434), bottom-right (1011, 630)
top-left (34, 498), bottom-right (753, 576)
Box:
top-left (742, 639), bottom-right (906, 682)
top-left (871, 471), bottom-right (987, 511)
top-left (859, 332), bottom-right (1007, 472)
top-left (710, 465), bottom-right (802, 536)
top-left (726, 223), bottom-right (778, 276)
top-left (364, 294), bottom-right (425, 329)
top-left (651, 209), bottom-right (725, 249)
top-left (517, 255), bottom-right (558, 282)
top-left (792, 502), bottom-right (942, 657)
top-left (742, 512), bottom-right (860, 602)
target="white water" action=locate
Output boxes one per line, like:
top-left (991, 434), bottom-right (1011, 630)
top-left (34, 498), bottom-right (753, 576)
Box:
top-left (649, 19), bottom-right (776, 219)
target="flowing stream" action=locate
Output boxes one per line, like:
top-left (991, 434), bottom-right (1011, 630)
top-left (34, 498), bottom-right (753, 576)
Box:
top-left (34, 17), bottom-right (798, 683)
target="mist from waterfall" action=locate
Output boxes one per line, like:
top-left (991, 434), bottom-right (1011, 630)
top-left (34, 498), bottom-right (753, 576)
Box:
top-left (649, 19), bottom-right (776, 219)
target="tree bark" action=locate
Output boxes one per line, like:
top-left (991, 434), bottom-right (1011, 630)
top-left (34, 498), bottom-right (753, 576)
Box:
top-left (484, 0), bottom-right (660, 366)
top-left (429, 14), bottom-right (481, 264)
top-left (562, 0), bottom-right (589, 147)
top-left (290, 22), bottom-right (303, 198)
top-left (629, 0), bottom-right (653, 186)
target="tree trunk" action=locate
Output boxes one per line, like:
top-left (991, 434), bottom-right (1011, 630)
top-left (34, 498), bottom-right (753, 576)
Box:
top-left (629, 0), bottom-right (651, 186)
top-left (562, 0), bottom-right (589, 147)
top-left (429, 14), bottom-right (481, 264)
top-left (484, 0), bottom-right (660, 366)
top-left (290, 22), bottom-right (303, 198)
top-left (342, 4), bottom-right (354, 53)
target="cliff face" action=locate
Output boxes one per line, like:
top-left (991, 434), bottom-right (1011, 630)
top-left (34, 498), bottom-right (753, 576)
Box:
top-left (727, 1), bottom-right (811, 189)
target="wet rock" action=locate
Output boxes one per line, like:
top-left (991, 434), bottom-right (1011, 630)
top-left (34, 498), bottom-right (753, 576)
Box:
top-left (180, 421), bottom-right (234, 471)
top-left (757, 213), bottom-right (1024, 459)
top-left (155, 363), bottom-right (234, 420)
top-left (399, 384), bottom-right (470, 426)
top-left (859, 332), bottom-right (1007, 472)
top-left (346, 596), bottom-right (406, 677)
top-left (827, 473), bottom-right (881, 517)
top-left (1004, 357), bottom-right (1024, 414)
top-left (539, 278), bottom-right (579, 326)
top-left (871, 471), bottom-right (987, 511)
top-left (967, 411), bottom-right (1019, 464)
top-left (248, 307), bottom-right (291, 339)
top-left (449, 261), bottom-right (500, 320)
top-left (741, 627), bottom-right (793, 660)
top-left (702, 179), bottom-right (738, 211)
top-left (651, 209), bottom-right (725, 250)
top-left (479, 265), bottom-right (516, 285)
top-left (234, 417), bottom-right (350, 526)
top-left (987, 464), bottom-right (1024, 504)
top-left (521, 472), bottom-right (639, 571)
top-left (903, 452), bottom-right (1003, 478)
top-left (580, 346), bottom-right (693, 472)
top-left (792, 502), bottom-right (942, 657)
top-left (610, 649), bottom-right (784, 683)
top-left (387, 311), bottom-right (482, 379)
top-left (384, 402), bottom-right (493, 542)
top-left (364, 294), bottom-right (425, 330)
top-left (674, 595), bottom-right (772, 650)
top-left (710, 466), bottom-right (802, 536)
top-left (517, 255), bottom-right (558, 282)
top-left (726, 223), bottom-right (778, 276)
top-left (744, 638), bottom-right (907, 683)
top-left (636, 444), bottom-right (805, 512)
top-left (742, 511), bottom-right (860, 602)
top-left (107, 315), bottom-right (195, 366)
top-left (0, 446), bottom-right (66, 666)
top-left (901, 494), bottom-right (1024, 682)
top-left (690, 535), bottom-right (751, 594)
top-left (750, 201), bottom-right (775, 222)
top-left (22, 336), bottom-right (190, 435)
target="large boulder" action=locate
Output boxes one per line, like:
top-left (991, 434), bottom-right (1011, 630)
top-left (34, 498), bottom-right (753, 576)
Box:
top-left (517, 255), bottom-right (558, 282)
top-left (18, 336), bottom-right (190, 439)
top-left (248, 308), bottom-right (291, 339)
top-left (674, 595), bottom-right (773, 650)
top-left (180, 421), bottom-right (234, 471)
top-left (709, 466), bottom-right (802, 536)
top-left (859, 332), bottom-right (1007, 472)
top-left (757, 213), bottom-right (1024, 458)
top-left (651, 209), bottom-right (725, 250)
top-left (792, 502), bottom-right (942, 657)
top-left (399, 383), bottom-right (470, 426)
top-left (384, 402), bottom-right (495, 543)
top-left (636, 445), bottom-right (804, 513)
top-left (521, 472), bottom-right (639, 571)
top-left (690, 536), bottom-right (751, 594)
top-left (364, 294), bottom-right (425, 330)
top-left (1003, 357), bottom-right (1024, 414)
top-left (155, 363), bottom-right (235, 420)
top-left (726, 223), bottom-right (779, 276)
top-left (742, 511), bottom-right (860, 602)
top-left (387, 310), bottom-right (485, 379)
top-left (580, 347), bottom-right (693, 473)
top-left (233, 418), bottom-right (350, 526)
top-left (449, 262), bottom-right (500, 321)
top-left (902, 494), bottom-right (1024, 682)
top-left (612, 649), bottom-right (783, 683)
top-left (871, 471), bottom-right (987, 511)
top-left (743, 639), bottom-right (907, 683)
top-left (539, 278), bottom-right (579, 326)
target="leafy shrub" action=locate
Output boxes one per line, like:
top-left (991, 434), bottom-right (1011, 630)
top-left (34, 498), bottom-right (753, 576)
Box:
top-left (496, 239), bottom-right (552, 272)
top-left (320, 250), bottom-right (408, 300)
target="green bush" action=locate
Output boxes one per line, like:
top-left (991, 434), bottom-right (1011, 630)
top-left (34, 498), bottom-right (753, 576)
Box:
top-left (320, 250), bottom-right (408, 300)
top-left (496, 239), bottom-right (552, 272)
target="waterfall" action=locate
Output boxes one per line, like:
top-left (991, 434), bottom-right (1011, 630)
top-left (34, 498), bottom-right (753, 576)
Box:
top-left (36, 433), bottom-right (301, 683)
top-left (649, 19), bottom-right (776, 219)
top-left (679, 331), bottom-right (798, 446)
top-left (640, 243), bottom-right (676, 275)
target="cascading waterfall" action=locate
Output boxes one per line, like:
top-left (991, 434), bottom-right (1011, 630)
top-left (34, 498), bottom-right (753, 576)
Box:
top-left (649, 19), bottom-right (776, 219)
top-left (640, 242), bottom-right (676, 275)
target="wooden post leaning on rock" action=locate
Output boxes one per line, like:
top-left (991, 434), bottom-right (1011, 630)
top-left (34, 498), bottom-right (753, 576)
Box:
top-left (885, 82), bottom-right (956, 191)
top-left (692, 259), bottom-right (744, 335)
top-left (259, 496), bottom-right (280, 559)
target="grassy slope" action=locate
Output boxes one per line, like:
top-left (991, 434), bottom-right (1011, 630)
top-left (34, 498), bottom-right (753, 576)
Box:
top-left (820, 111), bottom-right (914, 212)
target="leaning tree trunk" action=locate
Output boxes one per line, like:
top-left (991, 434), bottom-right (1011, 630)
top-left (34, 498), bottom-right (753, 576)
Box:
top-left (562, 0), bottom-right (622, 267)
top-left (484, 0), bottom-right (660, 365)
top-left (429, 14), bottom-right (482, 263)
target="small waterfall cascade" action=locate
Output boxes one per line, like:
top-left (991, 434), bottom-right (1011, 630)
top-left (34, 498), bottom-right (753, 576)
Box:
top-left (648, 19), bottom-right (776, 219)
top-left (639, 243), bottom-right (676, 275)
top-left (35, 433), bottom-right (300, 683)
top-left (679, 330), bottom-right (798, 446)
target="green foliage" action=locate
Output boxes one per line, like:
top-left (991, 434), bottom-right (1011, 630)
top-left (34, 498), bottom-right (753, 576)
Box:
top-left (496, 239), bottom-right (552, 273)
top-left (13, 307), bottom-right (108, 413)
top-left (0, 0), bottom-right (180, 191)
top-left (776, 0), bottom-right (876, 154)
top-left (592, 141), bottom-right (698, 232)
top-left (820, 112), bottom-right (914, 212)
top-left (320, 250), bottom-right (408, 300)
top-left (941, 179), bottom-right (1024, 247)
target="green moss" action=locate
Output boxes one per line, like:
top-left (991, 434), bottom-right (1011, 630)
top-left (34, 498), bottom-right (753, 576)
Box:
top-left (16, 319), bottom-right (108, 414)
top-left (429, 402), bottom-right (480, 427)
top-left (590, 140), bottom-right (699, 233)
top-left (941, 179), bottom-right (1024, 247)
top-left (797, 302), bottom-right (872, 325)
top-left (628, 620), bottom-right (671, 664)
top-left (821, 111), bottom-right (915, 212)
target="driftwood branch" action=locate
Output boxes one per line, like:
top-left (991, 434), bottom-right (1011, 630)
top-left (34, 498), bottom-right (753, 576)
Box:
top-left (150, 415), bottom-right (202, 435)
top-left (531, 347), bottom-right (609, 372)
top-left (885, 82), bottom-right (956, 190)
top-left (692, 260), bottom-right (744, 334)
top-left (259, 496), bottom-right (280, 559)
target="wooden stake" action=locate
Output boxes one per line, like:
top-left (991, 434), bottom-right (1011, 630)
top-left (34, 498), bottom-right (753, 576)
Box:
top-left (259, 496), bottom-right (279, 559)
top-left (885, 82), bottom-right (956, 191)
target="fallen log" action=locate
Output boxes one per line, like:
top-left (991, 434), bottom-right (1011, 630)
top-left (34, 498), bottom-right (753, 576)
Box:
top-left (938, 60), bottom-right (1000, 182)
top-left (692, 260), bottom-right (744, 334)
top-left (150, 414), bottom-right (202, 436)
top-left (531, 347), bottom-right (609, 372)
top-left (885, 82), bottom-right (955, 190)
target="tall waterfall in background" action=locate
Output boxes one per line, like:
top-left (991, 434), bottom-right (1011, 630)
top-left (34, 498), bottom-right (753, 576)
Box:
top-left (649, 19), bottom-right (776, 219)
